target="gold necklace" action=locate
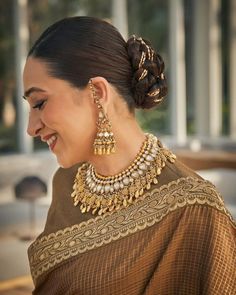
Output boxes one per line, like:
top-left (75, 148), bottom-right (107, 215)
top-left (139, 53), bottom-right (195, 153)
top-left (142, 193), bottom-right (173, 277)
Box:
top-left (71, 133), bottom-right (176, 215)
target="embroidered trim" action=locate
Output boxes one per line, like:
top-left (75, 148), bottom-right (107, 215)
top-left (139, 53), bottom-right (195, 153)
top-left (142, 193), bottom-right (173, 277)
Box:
top-left (28, 176), bottom-right (235, 284)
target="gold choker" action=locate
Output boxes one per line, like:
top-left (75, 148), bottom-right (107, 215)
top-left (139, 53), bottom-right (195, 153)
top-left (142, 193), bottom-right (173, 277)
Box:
top-left (71, 133), bottom-right (176, 215)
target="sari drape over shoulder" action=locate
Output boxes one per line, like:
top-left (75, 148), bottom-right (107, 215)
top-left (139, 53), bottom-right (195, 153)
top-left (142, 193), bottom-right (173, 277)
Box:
top-left (28, 159), bottom-right (236, 295)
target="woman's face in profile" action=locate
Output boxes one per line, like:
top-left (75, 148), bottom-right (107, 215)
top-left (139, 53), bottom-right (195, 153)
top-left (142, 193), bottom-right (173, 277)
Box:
top-left (23, 57), bottom-right (97, 168)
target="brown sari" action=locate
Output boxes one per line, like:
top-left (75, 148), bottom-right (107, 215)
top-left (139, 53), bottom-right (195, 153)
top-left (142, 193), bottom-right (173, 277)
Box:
top-left (28, 158), bottom-right (236, 295)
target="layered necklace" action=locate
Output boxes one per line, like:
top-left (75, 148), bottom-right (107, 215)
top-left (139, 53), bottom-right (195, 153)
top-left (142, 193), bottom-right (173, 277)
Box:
top-left (71, 133), bottom-right (176, 215)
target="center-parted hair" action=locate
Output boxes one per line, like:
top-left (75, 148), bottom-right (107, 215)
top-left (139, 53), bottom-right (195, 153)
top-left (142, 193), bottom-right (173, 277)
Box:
top-left (28, 16), bottom-right (167, 112)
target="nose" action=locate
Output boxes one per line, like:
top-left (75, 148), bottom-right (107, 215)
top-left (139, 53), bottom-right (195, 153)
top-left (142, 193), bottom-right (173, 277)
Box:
top-left (27, 112), bottom-right (44, 137)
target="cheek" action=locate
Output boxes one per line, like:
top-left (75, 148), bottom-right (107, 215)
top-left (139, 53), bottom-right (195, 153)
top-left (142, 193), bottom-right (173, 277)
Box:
top-left (41, 112), bottom-right (58, 131)
top-left (42, 100), bottom-right (97, 148)
top-left (75, 111), bottom-right (97, 141)
top-left (70, 110), bottom-right (97, 153)
top-left (41, 104), bottom-right (74, 130)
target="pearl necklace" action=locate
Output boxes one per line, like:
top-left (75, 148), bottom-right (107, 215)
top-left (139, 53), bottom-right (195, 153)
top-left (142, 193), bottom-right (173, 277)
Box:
top-left (71, 133), bottom-right (176, 215)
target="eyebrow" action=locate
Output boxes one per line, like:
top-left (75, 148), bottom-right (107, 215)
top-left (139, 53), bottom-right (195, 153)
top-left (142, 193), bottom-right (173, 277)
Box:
top-left (23, 87), bottom-right (47, 100)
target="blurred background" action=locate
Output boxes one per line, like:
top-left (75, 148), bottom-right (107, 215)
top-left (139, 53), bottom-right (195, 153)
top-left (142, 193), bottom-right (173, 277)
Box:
top-left (0, 0), bottom-right (235, 293)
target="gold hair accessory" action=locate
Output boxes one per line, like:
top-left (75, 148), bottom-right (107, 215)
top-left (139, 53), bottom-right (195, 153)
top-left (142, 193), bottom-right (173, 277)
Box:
top-left (138, 69), bottom-right (148, 81)
top-left (138, 51), bottom-right (146, 68)
top-left (89, 80), bottom-right (116, 155)
top-left (132, 35), bottom-right (165, 94)
top-left (154, 97), bottom-right (163, 103)
top-left (133, 36), bottom-right (155, 81)
top-left (147, 89), bottom-right (160, 97)
top-left (136, 37), bottom-right (154, 62)
top-left (71, 133), bottom-right (176, 215)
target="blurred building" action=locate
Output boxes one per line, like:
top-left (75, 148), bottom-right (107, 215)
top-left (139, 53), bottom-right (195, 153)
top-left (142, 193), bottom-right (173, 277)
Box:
top-left (0, 0), bottom-right (236, 153)
top-left (0, 1), bottom-right (235, 291)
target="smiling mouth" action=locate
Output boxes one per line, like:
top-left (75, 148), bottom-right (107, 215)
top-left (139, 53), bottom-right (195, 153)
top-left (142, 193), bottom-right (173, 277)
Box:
top-left (46, 135), bottom-right (57, 151)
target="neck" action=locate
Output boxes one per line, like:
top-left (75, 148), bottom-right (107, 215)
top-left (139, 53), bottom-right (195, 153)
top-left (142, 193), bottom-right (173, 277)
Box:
top-left (88, 121), bottom-right (146, 176)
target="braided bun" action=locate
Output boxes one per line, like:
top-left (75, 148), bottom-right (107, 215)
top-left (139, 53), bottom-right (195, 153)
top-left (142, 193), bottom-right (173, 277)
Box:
top-left (126, 35), bottom-right (167, 109)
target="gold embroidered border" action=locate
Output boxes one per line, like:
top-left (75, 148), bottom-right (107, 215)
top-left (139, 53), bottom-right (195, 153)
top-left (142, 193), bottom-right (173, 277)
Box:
top-left (28, 176), bottom-right (235, 284)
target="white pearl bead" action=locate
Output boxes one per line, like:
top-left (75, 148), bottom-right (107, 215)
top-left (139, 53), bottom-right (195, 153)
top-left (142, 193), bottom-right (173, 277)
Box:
top-left (97, 184), bottom-right (102, 192)
top-left (114, 182), bottom-right (120, 190)
top-left (131, 171), bottom-right (139, 178)
top-left (123, 177), bottom-right (130, 185)
top-left (146, 155), bottom-right (154, 161)
top-left (138, 170), bottom-right (144, 175)
top-left (139, 163), bottom-right (147, 170)
top-left (105, 184), bottom-right (110, 193)
top-left (110, 187), bottom-right (114, 193)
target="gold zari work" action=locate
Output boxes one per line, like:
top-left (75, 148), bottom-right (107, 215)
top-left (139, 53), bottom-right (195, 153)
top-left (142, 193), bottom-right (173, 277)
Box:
top-left (28, 176), bottom-right (235, 284)
top-left (71, 133), bottom-right (176, 215)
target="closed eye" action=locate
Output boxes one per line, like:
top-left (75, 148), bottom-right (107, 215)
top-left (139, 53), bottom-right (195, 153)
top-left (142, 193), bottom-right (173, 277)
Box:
top-left (32, 100), bottom-right (46, 110)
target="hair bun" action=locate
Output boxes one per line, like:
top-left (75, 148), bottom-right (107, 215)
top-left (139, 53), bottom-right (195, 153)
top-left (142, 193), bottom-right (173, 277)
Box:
top-left (126, 35), bottom-right (167, 109)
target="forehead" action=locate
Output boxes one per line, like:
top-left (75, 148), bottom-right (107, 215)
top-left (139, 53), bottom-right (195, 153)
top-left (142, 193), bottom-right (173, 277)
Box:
top-left (23, 57), bottom-right (87, 105)
top-left (23, 57), bottom-right (68, 100)
top-left (23, 57), bottom-right (50, 86)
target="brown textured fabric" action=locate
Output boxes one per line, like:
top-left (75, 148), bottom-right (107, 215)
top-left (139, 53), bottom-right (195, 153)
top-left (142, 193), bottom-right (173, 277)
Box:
top-left (28, 158), bottom-right (236, 295)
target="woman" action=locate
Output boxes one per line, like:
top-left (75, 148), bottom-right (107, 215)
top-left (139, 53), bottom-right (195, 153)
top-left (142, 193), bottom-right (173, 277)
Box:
top-left (23, 16), bottom-right (235, 295)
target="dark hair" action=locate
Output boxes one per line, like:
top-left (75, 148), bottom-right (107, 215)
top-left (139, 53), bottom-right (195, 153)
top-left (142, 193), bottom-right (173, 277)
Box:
top-left (28, 16), bottom-right (167, 111)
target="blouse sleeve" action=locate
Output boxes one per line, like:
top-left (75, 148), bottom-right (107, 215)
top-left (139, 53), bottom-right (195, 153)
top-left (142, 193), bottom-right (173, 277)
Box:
top-left (194, 205), bottom-right (236, 294)
top-left (146, 204), bottom-right (236, 295)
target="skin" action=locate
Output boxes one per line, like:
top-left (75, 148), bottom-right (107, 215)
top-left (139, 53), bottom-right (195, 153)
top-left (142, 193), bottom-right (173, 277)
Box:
top-left (23, 57), bottom-right (146, 176)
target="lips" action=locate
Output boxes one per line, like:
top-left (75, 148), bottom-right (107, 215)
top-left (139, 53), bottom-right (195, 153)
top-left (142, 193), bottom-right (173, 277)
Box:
top-left (46, 135), bottom-right (57, 150)
top-left (41, 134), bottom-right (58, 151)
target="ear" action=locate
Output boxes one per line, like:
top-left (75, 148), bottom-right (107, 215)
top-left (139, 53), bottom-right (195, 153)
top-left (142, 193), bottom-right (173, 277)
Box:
top-left (89, 77), bottom-right (112, 113)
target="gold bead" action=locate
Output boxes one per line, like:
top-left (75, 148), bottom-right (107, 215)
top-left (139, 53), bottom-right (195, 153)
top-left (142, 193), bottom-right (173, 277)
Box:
top-left (146, 183), bottom-right (151, 190)
top-left (153, 178), bottom-right (158, 184)
top-left (71, 191), bottom-right (76, 198)
top-left (81, 206), bottom-right (86, 213)
top-left (156, 168), bottom-right (161, 175)
top-left (98, 208), bottom-right (104, 215)
top-left (128, 196), bottom-right (133, 203)
top-left (96, 148), bottom-right (101, 155)
top-left (74, 200), bottom-right (79, 206)
top-left (135, 190), bottom-right (139, 198)
top-left (86, 205), bottom-right (91, 212)
top-left (106, 147), bottom-right (111, 154)
top-left (123, 199), bottom-right (128, 207)
top-left (92, 207), bottom-right (98, 215)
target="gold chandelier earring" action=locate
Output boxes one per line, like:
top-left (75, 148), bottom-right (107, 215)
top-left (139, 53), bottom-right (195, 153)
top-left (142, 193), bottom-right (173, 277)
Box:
top-left (89, 79), bottom-right (116, 155)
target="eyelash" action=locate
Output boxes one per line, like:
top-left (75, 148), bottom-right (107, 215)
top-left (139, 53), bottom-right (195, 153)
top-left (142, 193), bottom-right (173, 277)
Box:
top-left (32, 100), bottom-right (46, 110)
